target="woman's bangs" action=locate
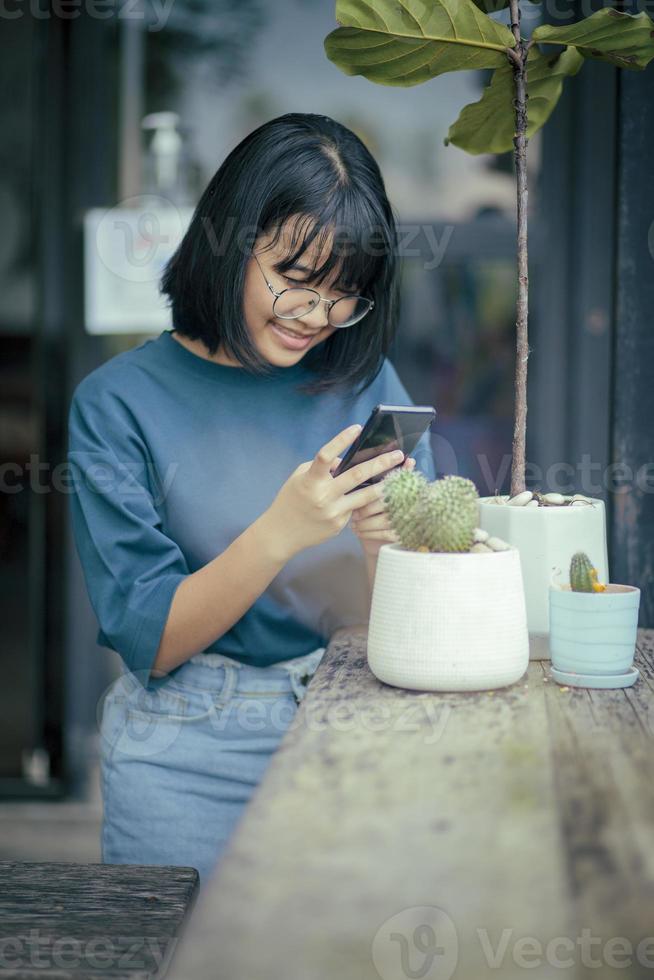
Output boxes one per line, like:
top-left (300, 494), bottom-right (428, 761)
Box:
top-left (269, 200), bottom-right (390, 296)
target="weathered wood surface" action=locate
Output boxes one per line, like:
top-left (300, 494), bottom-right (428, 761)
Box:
top-left (0, 862), bottom-right (199, 979)
top-left (169, 628), bottom-right (654, 980)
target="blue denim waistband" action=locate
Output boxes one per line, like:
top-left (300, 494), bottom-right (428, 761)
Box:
top-left (184, 647), bottom-right (326, 704)
top-left (188, 647), bottom-right (326, 675)
top-left (116, 647), bottom-right (326, 706)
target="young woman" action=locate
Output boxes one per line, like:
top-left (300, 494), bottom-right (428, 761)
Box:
top-left (68, 113), bottom-right (435, 889)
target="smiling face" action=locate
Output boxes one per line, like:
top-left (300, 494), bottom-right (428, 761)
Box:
top-left (209, 216), bottom-right (357, 368)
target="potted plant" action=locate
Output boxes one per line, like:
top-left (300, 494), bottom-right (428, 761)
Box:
top-left (548, 550), bottom-right (641, 689)
top-left (324, 1), bottom-right (654, 659)
top-left (366, 469), bottom-right (529, 691)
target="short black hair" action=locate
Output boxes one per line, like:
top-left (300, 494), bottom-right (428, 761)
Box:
top-left (160, 112), bottom-right (400, 397)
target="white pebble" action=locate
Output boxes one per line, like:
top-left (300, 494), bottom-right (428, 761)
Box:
top-left (526, 500), bottom-right (539, 508)
top-left (470, 542), bottom-right (493, 554)
top-left (487, 536), bottom-right (511, 552)
top-left (508, 491), bottom-right (533, 506)
top-left (473, 528), bottom-right (489, 543)
top-left (542, 493), bottom-right (565, 505)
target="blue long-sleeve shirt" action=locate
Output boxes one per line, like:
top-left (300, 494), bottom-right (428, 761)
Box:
top-left (67, 329), bottom-right (435, 686)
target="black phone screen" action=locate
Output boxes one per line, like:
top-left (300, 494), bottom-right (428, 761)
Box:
top-left (333, 404), bottom-right (436, 490)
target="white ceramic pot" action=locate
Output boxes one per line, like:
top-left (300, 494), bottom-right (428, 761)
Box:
top-left (477, 496), bottom-right (609, 660)
top-left (367, 543), bottom-right (529, 692)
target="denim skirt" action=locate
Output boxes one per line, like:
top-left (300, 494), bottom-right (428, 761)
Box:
top-left (98, 646), bottom-right (325, 889)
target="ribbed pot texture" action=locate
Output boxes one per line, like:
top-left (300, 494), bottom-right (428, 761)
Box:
top-left (367, 544), bottom-right (529, 692)
top-left (549, 585), bottom-right (640, 675)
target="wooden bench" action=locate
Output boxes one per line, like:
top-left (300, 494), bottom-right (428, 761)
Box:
top-left (0, 862), bottom-right (199, 979)
top-left (166, 627), bottom-right (654, 980)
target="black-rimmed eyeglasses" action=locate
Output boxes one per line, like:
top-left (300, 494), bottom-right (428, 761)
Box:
top-left (252, 251), bottom-right (374, 329)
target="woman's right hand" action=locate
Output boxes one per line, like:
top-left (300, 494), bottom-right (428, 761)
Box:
top-left (263, 424), bottom-right (406, 560)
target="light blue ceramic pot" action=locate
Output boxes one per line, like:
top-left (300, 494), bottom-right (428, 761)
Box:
top-left (548, 585), bottom-right (640, 675)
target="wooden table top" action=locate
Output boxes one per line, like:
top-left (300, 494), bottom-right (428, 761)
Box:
top-left (168, 628), bottom-right (654, 980)
top-left (0, 862), bottom-right (199, 979)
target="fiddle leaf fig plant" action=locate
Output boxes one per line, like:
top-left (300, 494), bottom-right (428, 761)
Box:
top-left (325, 1), bottom-right (654, 498)
top-left (324, 2), bottom-right (516, 84)
top-left (444, 45), bottom-right (584, 154)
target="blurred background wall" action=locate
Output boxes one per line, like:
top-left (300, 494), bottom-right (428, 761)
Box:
top-left (0, 0), bottom-right (652, 802)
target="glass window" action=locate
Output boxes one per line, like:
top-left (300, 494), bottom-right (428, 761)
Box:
top-left (121, 0), bottom-right (544, 494)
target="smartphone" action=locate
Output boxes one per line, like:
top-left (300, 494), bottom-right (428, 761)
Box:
top-left (332, 404), bottom-right (436, 490)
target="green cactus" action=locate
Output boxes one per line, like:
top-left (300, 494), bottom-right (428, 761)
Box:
top-left (382, 471), bottom-right (478, 553)
top-left (381, 468), bottom-right (430, 551)
top-left (569, 551), bottom-right (606, 592)
top-left (420, 475), bottom-right (479, 553)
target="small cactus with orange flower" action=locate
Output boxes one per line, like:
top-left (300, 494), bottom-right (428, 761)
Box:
top-left (569, 551), bottom-right (607, 593)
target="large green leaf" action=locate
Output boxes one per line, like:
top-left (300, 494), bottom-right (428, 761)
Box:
top-left (444, 45), bottom-right (583, 154)
top-left (324, 0), bottom-right (516, 86)
top-left (532, 8), bottom-right (654, 70)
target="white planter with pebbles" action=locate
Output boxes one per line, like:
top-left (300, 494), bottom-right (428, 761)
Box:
top-left (477, 494), bottom-right (609, 660)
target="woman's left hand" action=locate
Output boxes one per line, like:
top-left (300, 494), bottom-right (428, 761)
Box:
top-left (349, 456), bottom-right (416, 557)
